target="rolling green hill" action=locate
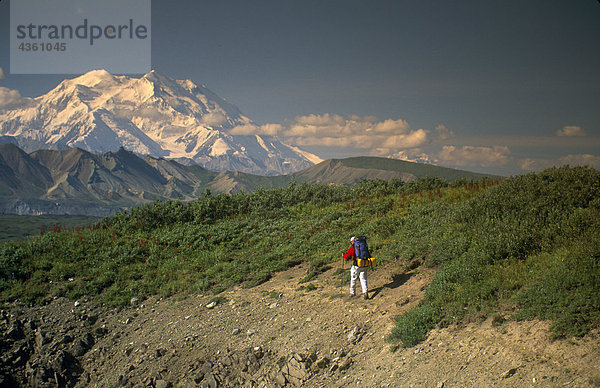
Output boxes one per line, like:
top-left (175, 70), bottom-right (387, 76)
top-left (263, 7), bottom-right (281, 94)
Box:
top-left (338, 156), bottom-right (500, 181)
top-left (291, 157), bottom-right (499, 185)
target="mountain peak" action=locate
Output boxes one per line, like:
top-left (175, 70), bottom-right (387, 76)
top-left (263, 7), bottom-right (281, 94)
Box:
top-left (141, 69), bottom-right (168, 83)
top-left (0, 71), bottom-right (321, 175)
top-left (70, 69), bottom-right (116, 88)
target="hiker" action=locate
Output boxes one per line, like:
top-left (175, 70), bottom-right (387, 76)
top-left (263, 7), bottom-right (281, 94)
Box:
top-left (343, 236), bottom-right (369, 299)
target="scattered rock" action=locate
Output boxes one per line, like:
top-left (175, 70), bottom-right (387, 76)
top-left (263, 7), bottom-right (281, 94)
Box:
top-left (0, 262), bottom-right (595, 388)
top-left (501, 367), bottom-right (518, 379)
top-left (273, 371), bottom-right (287, 386)
top-left (285, 356), bottom-right (309, 386)
top-left (62, 334), bottom-right (74, 344)
top-left (115, 374), bottom-right (127, 386)
top-left (180, 379), bottom-right (197, 388)
top-left (339, 357), bottom-right (352, 371)
top-left (347, 326), bottom-right (363, 344)
top-left (35, 329), bottom-right (48, 350)
top-left (201, 361), bottom-right (213, 375)
top-left (206, 301), bottom-right (217, 309)
top-left (95, 325), bottom-right (108, 337)
top-left (155, 379), bottom-right (171, 388)
top-left (201, 373), bottom-right (218, 388)
top-left (253, 346), bottom-right (264, 359)
top-left (71, 332), bottom-right (94, 356)
top-left (315, 357), bottom-right (330, 369)
top-left (193, 371), bottom-right (205, 384)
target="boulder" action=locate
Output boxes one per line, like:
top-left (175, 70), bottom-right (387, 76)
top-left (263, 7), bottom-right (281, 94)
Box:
top-left (155, 379), bottom-right (171, 388)
top-left (201, 374), bottom-right (219, 388)
top-left (347, 326), bottom-right (363, 344)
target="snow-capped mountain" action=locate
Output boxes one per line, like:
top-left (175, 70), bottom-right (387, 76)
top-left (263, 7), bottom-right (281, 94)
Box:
top-left (0, 70), bottom-right (322, 175)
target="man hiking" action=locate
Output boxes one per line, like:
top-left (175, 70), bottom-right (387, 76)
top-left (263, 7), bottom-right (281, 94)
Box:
top-left (343, 236), bottom-right (369, 300)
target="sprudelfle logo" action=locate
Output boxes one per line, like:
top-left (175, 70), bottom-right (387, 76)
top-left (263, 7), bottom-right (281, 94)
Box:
top-left (10, 0), bottom-right (151, 74)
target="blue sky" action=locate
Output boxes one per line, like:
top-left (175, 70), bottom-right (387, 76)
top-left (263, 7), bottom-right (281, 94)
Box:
top-left (1, 0), bottom-right (599, 176)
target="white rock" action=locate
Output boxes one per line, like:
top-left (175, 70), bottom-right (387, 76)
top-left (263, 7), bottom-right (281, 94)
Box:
top-left (206, 301), bottom-right (217, 309)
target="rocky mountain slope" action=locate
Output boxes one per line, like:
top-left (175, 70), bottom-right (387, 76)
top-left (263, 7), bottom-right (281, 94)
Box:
top-left (0, 70), bottom-right (321, 176)
top-left (2, 262), bottom-right (598, 387)
top-left (0, 144), bottom-right (499, 216)
top-left (0, 143), bottom-right (282, 216)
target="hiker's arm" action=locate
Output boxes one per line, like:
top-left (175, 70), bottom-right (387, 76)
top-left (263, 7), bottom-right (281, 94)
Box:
top-left (343, 246), bottom-right (355, 260)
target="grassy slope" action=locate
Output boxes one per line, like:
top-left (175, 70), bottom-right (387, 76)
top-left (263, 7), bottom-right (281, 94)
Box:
top-left (0, 166), bottom-right (598, 345)
top-left (339, 156), bottom-right (501, 181)
top-left (388, 166), bottom-right (600, 345)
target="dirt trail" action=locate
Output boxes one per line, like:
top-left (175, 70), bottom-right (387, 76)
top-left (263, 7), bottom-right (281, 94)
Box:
top-left (3, 261), bottom-right (599, 387)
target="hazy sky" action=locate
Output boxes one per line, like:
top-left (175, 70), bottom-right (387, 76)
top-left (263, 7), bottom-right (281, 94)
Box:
top-left (1, 0), bottom-right (599, 176)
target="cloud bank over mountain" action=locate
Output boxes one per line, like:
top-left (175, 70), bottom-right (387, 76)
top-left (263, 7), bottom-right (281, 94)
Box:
top-left (226, 111), bottom-right (599, 175)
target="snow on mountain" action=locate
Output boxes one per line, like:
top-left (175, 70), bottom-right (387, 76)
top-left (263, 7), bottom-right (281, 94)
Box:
top-left (0, 70), bottom-right (322, 175)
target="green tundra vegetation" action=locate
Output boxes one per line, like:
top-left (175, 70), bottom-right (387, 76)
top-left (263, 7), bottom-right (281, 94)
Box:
top-left (0, 214), bottom-right (100, 243)
top-left (0, 166), bottom-right (598, 346)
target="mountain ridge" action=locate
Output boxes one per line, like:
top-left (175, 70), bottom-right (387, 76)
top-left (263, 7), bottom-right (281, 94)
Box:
top-left (0, 144), bottom-right (500, 216)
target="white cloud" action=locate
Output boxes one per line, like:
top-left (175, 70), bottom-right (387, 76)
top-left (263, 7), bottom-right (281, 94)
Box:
top-left (229, 123), bottom-right (283, 136)
top-left (520, 158), bottom-right (553, 172)
top-left (434, 124), bottom-right (454, 140)
top-left (521, 154), bottom-right (600, 172)
top-left (0, 87), bottom-right (32, 110)
top-left (229, 124), bottom-right (255, 135)
top-left (558, 154), bottom-right (600, 169)
top-left (282, 114), bottom-right (429, 149)
top-left (382, 129), bottom-right (429, 148)
top-left (260, 123), bottom-right (285, 136)
top-left (0, 67), bottom-right (4, 79)
top-left (372, 148), bottom-right (433, 164)
top-left (228, 113), bottom-right (496, 167)
top-left (201, 112), bottom-right (228, 127)
top-left (285, 113), bottom-right (351, 137)
top-left (372, 118), bottom-right (411, 134)
top-left (556, 125), bottom-right (587, 137)
top-left (437, 145), bottom-right (511, 167)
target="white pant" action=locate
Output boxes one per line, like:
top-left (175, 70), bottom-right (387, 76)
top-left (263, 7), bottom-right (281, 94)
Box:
top-left (350, 265), bottom-right (368, 295)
